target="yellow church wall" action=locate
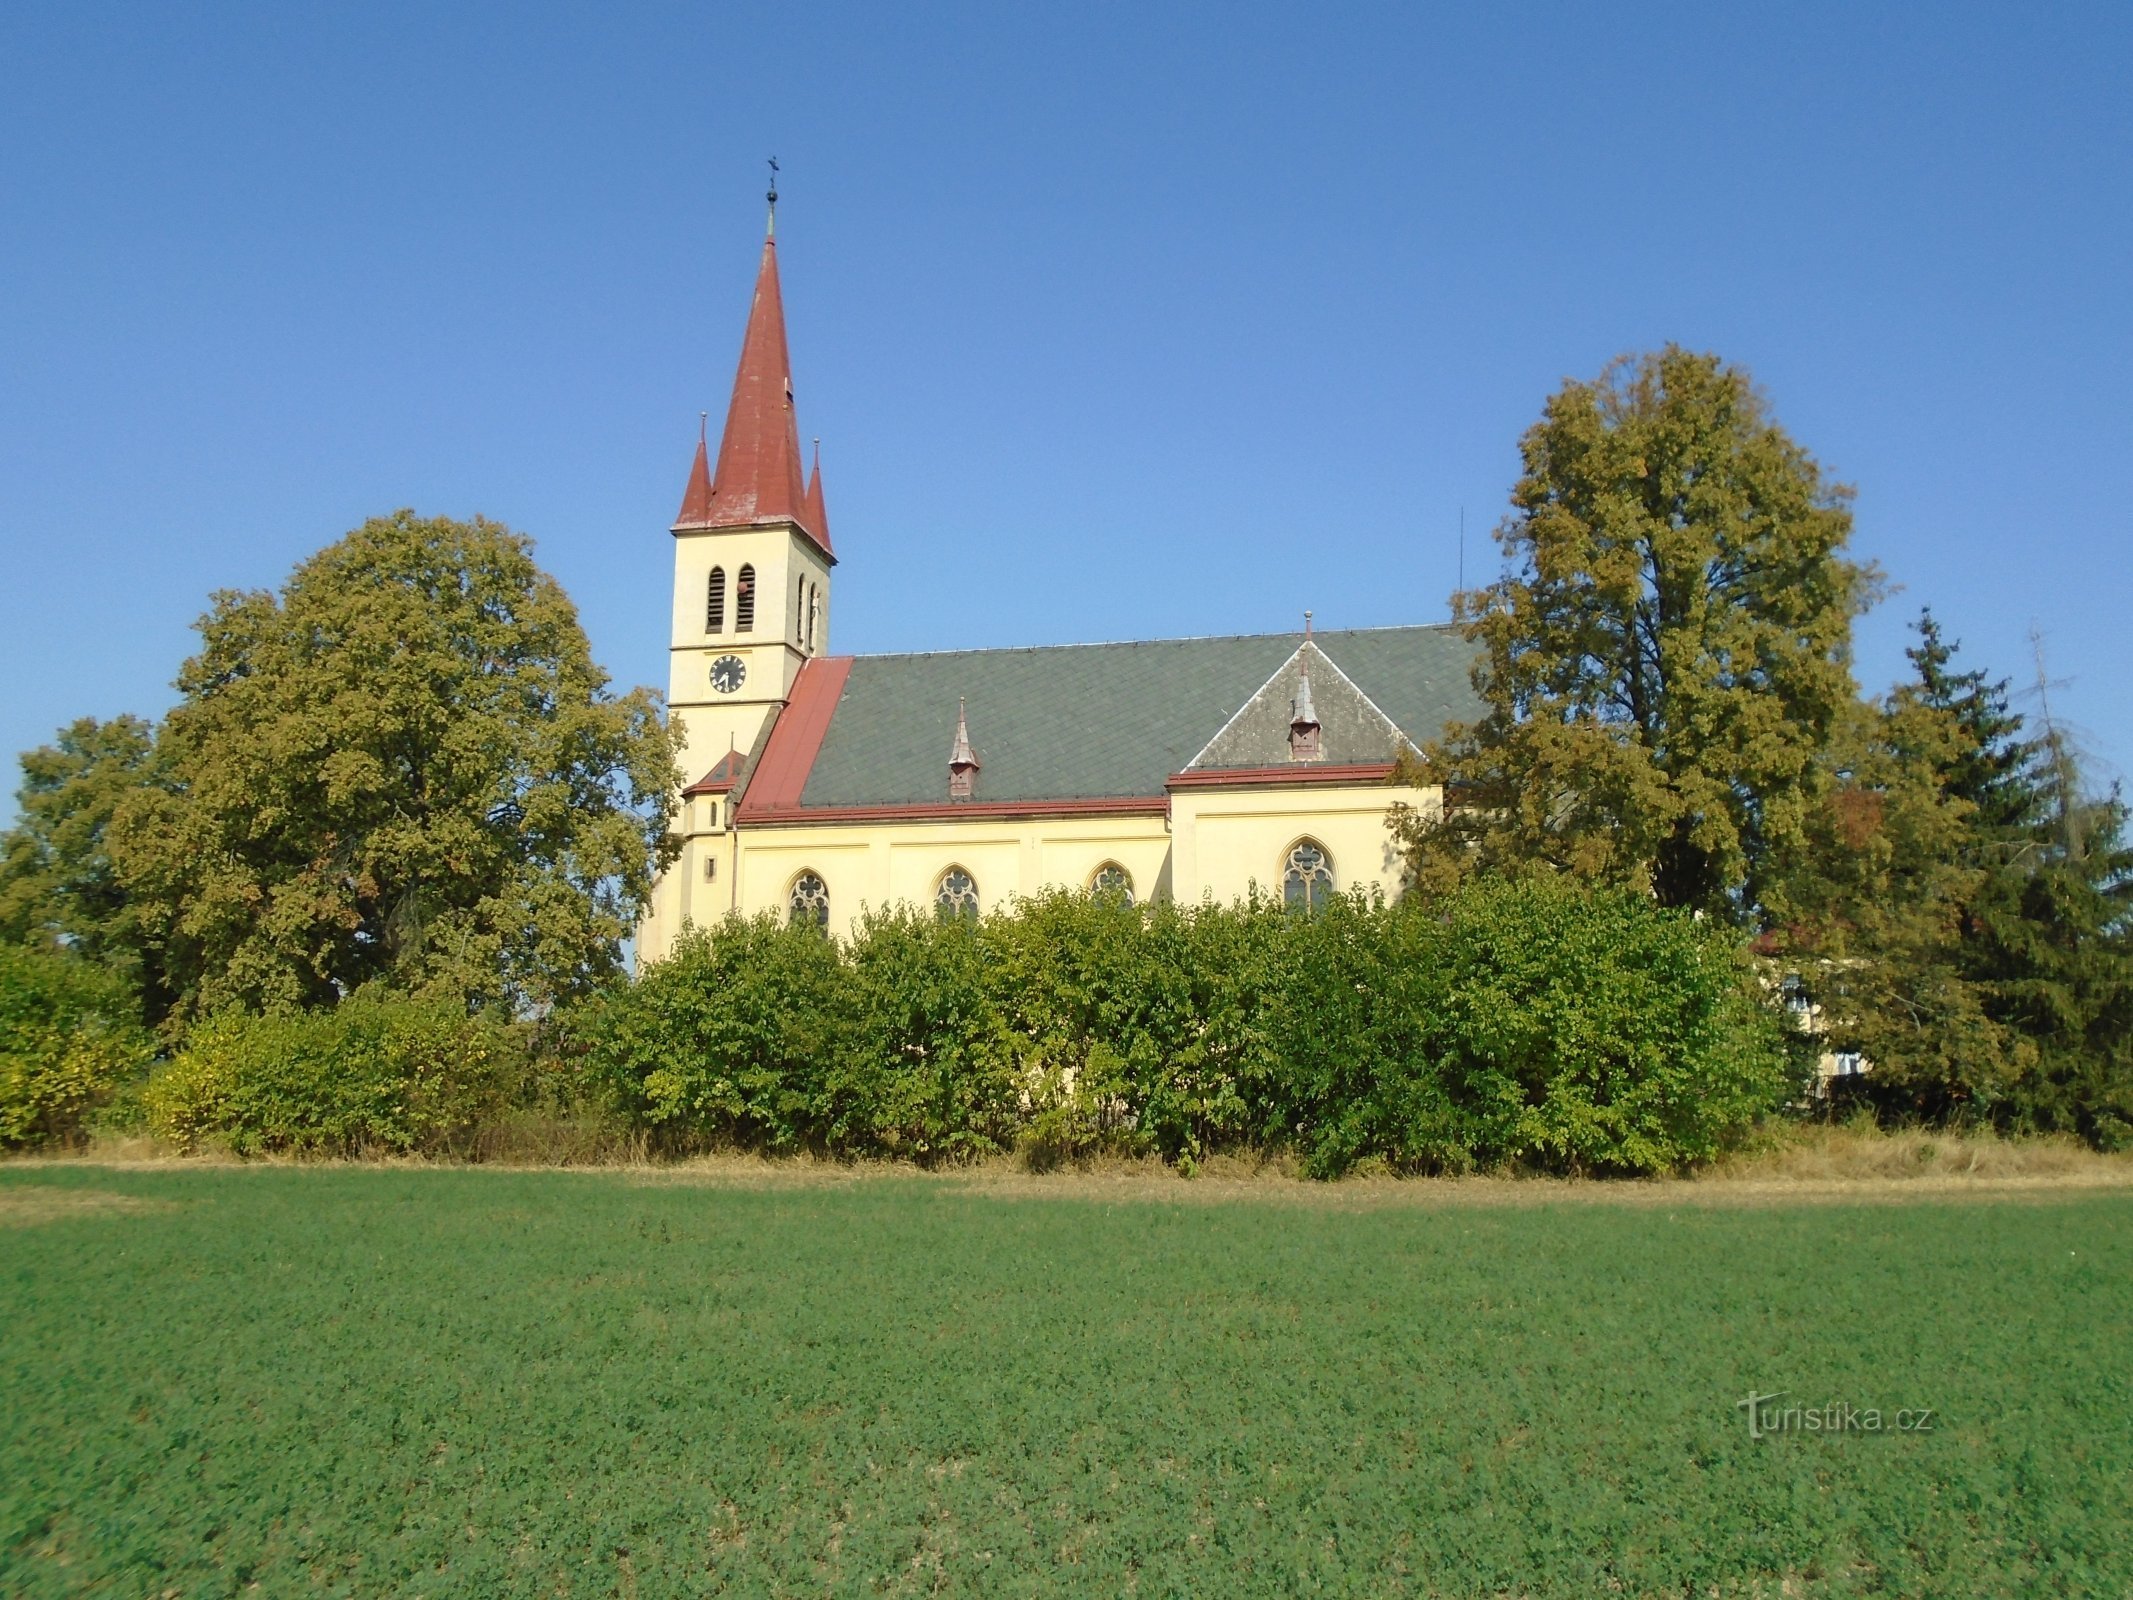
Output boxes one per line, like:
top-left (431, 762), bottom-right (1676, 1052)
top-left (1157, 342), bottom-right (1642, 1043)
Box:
top-left (723, 813), bottom-right (1173, 939)
top-left (640, 784), bottom-right (1438, 963)
top-left (1171, 783), bottom-right (1420, 906)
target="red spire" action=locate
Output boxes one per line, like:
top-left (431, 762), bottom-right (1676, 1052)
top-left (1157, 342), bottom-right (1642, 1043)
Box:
top-left (674, 415), bottom-right (713, 527)
top-left (673, 234), bottom-right (833, 559)
top-left (804, 438), bottom-right (830, 550)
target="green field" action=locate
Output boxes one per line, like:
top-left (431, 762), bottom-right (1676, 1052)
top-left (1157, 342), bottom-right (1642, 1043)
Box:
top-left (3, 1168), bottom-right (2128, 1597)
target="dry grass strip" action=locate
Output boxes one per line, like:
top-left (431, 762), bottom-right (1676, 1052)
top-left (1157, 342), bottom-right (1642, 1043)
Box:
top-left (0, 1187), bottom-right (178, 1227)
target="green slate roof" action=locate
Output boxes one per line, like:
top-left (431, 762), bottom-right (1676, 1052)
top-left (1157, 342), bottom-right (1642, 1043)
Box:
top-left (789, 624), bottom-right (1481, 809)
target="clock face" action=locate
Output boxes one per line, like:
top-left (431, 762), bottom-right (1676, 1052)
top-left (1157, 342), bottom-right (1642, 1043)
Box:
top-left (709, 655), bottom-right (746, 694)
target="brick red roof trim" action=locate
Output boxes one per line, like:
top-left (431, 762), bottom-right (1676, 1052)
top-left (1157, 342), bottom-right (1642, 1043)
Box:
top-left (735, 656), bottom-right (853, 819)
top-left (1165, 762), bottom-right (1399, 789)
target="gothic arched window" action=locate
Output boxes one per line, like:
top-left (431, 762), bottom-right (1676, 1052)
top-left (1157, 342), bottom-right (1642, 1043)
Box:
top-left (788, 871), bottom-right (830, 930)
top-left (735, 564), bottom-right (756, 633)
top-left (935, 867), bottom-right (980, 922)
top-left (705, 567), bottom-right (726, 634)
top-left (1090, 862), bottom-right (1134, 905)
top-left (1282, 839), bottom-right (1334, 913)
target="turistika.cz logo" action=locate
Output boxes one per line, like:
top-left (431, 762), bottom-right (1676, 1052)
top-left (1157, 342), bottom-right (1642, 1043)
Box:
top-left (1736, 1391), bottom-right (1937, 1440)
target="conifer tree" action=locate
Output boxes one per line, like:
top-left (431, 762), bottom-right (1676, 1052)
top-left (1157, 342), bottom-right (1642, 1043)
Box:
top-left (1976, 691), bottom-right (2133, 1146)
top-left (1766, 617), bottom-right (2029, 1116)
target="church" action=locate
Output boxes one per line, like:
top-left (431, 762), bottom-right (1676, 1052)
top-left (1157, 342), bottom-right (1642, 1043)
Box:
top-left (638, 211), bottom-right (1479, 958)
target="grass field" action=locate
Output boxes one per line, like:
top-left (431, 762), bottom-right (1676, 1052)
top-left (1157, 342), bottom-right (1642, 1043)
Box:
top-left (3, 1165), bottom-right (2129, 1597)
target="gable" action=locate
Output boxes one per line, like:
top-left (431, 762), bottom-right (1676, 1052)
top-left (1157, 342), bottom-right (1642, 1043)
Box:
top-left (1185, 642), bottom-right (1413, 771)
top-left (738, 624), bottom-right (1480, 816)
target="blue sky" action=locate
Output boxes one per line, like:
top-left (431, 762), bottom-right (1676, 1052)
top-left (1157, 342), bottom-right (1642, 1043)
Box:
top-left (3, 2), bottom-right (2127, 801)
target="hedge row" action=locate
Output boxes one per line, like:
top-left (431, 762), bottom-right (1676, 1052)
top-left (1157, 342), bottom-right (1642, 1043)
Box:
top-left (579, 879), bottom-right (1792, 1176)
top-left (143, 994), bottom-right (528, 1156)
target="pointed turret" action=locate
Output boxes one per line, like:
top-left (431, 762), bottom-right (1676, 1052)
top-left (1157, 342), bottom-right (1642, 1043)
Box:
top-left (673, 231), bottom-right (833, 558)
top-left (674, 415), bottom-right (713, 527)
top-left (1290, 613), bottom-right (1323, 761)
top-left (948, 698), bottom-right (981, 800)
top-left (804, 438), bottom-right (830, 550)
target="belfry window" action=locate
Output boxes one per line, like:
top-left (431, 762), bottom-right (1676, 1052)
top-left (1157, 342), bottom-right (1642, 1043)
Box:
top-left (1090, 863), bottom-right (1134, 905)
top-left (705, 567), bottom-right (726, 634)
top-left (935, 867), bottom-right (980, 922)
top-left (788, 871), bottom-right (830, 930)
top-left (1282, 839), bottom-right (1334, 913)
top-left (735, 564), bottom-right (755, 633)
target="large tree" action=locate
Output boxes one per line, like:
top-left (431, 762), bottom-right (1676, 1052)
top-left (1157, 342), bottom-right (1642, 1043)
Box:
top-left (1394, 346), bottom-right (1878, 918)
top-left (111, 512), bottom-right (680, 1017)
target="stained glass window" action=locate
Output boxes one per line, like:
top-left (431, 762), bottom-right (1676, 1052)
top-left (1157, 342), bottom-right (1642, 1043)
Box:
top-left (1090, 863), bottom-right (1134, 905)
top-left (1282, 840), bottom-right (1333, 912)
top-left (789, 871), bottom-right (830, 930)
top-left (935, 867), bottom-right (980, 921)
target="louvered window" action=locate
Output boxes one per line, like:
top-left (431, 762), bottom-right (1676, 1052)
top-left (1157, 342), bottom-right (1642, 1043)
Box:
top-left (705, 567), bottom-right (725, 634)
top-left (735, 564), bottom-right (755, 633)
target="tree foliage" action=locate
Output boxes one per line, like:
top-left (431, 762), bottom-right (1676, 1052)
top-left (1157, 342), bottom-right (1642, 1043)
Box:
top-left (1767, 613), bottom-right (2132, 1143)
top-left (0, 715), bottom-right (166, 1007)
top-left (1767, 617), bottom-right (2032, 1111)
top-left (1395, 347), bottom-right (1877, 918)
top-left (109, 512), bottom-right (680, 1017)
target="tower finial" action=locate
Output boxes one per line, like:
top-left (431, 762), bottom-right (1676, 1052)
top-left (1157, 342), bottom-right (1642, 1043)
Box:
top-left (1304, 609), bottom-right (1313, 641)
top-left (766, 155), bottom-right (779, 237)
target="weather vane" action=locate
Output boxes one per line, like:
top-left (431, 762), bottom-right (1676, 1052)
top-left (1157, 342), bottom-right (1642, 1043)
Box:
top-left (766, 156), bottom-right (780, 235)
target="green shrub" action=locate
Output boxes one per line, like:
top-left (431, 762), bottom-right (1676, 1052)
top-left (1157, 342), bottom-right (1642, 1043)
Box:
top-left (0, 943), bottom-right (155, 1148)
top-left (143, 991), bottom-right (524, 1156)
top-left (577, 915), bottom-right (845, 1152)
top-left (1386, 879), bottom-right (1787, 1174)
top-left (834, 906), bottom-right (1026, 1160)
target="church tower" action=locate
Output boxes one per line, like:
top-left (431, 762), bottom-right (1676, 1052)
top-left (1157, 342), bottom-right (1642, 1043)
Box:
top-left (647, 202), bottom-right (835, 951)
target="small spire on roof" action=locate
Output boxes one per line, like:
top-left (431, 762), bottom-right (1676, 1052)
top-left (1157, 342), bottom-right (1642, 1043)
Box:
top-left (1290, 616), bottom-right (1323, 762)
top-left (949, 697), bottom-right (981, 800)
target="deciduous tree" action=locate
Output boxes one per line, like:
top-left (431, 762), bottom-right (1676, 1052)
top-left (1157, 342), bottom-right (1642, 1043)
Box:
top-left (1393, 346), bottom-right (1877, 919)
top-left (111, 512), bottom-right (680, 1017)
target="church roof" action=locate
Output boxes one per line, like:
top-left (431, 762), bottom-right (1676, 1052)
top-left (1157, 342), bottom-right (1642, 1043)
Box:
top-left (735, 623), bottom-right (1479, 821)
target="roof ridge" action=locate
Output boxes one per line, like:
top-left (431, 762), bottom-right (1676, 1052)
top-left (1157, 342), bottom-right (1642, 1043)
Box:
top-left (837, 620), bottom-right (1465, 664)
